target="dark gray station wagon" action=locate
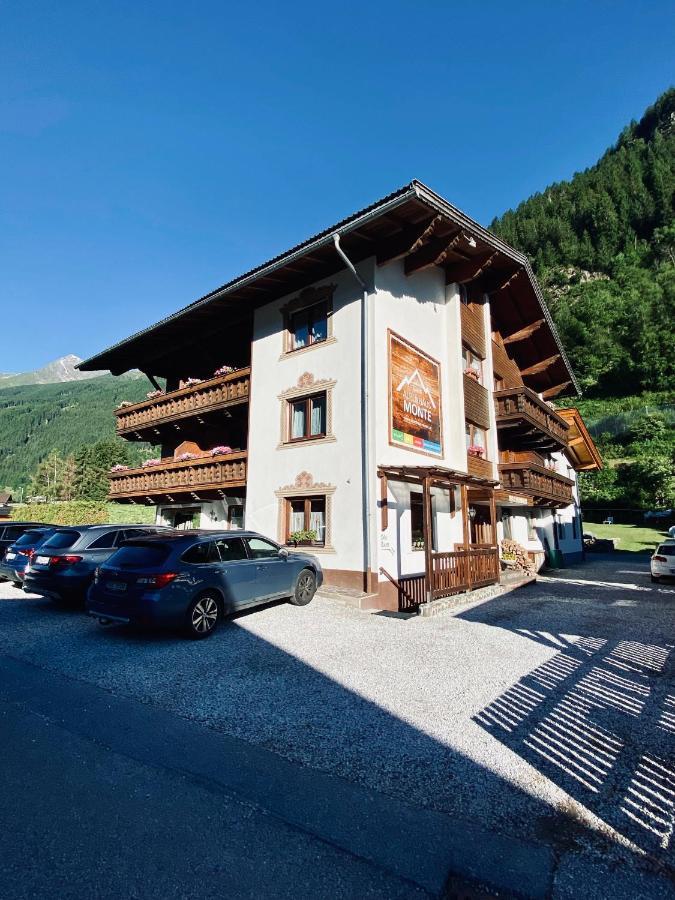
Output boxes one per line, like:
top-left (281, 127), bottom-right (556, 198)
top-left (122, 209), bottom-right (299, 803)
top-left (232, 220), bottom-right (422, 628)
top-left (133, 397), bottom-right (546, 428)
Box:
top-left (23, 524), bottom-right (169, 602)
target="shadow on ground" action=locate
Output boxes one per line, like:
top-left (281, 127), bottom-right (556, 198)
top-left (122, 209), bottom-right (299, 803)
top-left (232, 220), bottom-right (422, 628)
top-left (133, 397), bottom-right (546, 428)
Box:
top-left (459, 558), bottom-right (675, 868)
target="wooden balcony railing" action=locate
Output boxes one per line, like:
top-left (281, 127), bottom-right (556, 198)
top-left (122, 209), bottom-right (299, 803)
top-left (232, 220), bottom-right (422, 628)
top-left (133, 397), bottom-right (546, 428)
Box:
top-left (498, 457), bottom-right (574, 507)
top-left (115, 368), bottom-right (251, 436)
top-left (494, 386), bottom-right (569, 446)
top-left (108, 451), bottom-right (247, 501)
top-left (430, 546), bottom-right (500, 600)
top-left (467, 454), bottom-right (494, 480)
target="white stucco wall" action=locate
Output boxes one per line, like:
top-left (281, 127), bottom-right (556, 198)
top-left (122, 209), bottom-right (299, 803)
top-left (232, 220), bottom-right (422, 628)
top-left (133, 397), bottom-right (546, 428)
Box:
top-left (246, 264), bottom-right (369, 577)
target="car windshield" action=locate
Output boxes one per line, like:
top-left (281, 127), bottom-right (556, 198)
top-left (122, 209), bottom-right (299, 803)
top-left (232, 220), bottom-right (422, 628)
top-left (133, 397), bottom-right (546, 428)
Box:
top-left (107, 544), bottom-right (171, 568)
top-left (13, 530), bottom-right (48, 548)
top-left (41, 530), bottom-right (80, 549)
top-left (656, 544), bottom-right (675, 556)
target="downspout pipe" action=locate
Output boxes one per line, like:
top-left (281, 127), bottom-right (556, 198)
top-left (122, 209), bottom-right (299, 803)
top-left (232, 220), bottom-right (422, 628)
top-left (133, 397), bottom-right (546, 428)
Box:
top-left (332, 233), bottom-right (372, 593)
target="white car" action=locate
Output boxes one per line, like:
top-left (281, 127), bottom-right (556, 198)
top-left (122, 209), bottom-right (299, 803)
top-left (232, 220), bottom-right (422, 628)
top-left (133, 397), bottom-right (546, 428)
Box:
top-left (669, 525), bottom-right (675, 540)
top-left (651, 542), bottom-right (675, 582)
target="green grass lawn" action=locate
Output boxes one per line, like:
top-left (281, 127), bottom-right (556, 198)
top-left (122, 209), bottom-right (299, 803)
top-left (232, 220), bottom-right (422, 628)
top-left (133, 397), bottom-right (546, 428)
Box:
top-left (106, 503), bottom-right (156, 525)
top-left (583, 522), bottom-right (670, 553)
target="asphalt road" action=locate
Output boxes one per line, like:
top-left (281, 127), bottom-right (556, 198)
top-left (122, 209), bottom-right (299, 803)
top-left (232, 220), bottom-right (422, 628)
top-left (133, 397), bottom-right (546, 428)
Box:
top-left (1, 554), bottom-right (673, 898)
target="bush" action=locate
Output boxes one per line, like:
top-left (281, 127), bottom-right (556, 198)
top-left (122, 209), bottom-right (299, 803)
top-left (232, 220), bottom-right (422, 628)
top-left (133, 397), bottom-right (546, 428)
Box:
top-left (9, 501), bottom-right (157, 526)
top-left (10, 501), bottom-right (108, 525)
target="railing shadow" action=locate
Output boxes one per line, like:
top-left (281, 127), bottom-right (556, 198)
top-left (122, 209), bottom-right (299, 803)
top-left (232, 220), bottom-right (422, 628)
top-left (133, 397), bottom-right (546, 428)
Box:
top-left (458, 568), bottom-right (675, 864)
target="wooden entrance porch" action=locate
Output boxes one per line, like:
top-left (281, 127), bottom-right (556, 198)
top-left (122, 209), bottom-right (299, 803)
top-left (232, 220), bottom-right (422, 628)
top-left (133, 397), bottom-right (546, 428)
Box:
top-left (378, 465), bottom-right (500, 611)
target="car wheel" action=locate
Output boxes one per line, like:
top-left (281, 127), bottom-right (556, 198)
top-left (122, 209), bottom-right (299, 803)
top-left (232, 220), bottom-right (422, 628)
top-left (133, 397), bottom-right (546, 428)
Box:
top-left (291, 569), bottom-right (316, 606)
top-left (185, 592), bottom-right (221, 639)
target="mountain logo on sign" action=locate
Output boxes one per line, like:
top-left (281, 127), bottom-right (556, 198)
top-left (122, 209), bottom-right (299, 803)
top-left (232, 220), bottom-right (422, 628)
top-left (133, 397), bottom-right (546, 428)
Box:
top-left (395, 369), bottom-right (436, 410)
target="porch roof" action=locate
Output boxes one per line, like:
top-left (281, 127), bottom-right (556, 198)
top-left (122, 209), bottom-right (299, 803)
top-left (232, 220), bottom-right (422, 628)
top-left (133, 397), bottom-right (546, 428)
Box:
top-left (377, 463), bottom-right (498, 488)
top-left (78, 180), bottom-right (579, 396)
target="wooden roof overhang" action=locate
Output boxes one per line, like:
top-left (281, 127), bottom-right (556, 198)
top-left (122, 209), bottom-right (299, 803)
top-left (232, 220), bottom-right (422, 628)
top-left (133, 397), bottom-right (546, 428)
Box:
top-left (558, 408), bottom-right (603, 471)
top-left (79, 181), bottom-right (579, 396)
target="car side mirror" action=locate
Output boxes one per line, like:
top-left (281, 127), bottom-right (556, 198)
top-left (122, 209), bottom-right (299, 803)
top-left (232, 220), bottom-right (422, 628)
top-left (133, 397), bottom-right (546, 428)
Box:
top-left (278, 548), bottom-right (289, 560)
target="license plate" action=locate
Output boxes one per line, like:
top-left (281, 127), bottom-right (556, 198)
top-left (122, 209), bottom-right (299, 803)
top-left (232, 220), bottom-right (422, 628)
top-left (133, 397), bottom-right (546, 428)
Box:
top-left (106, 581), bottom-right (127, 592)
top-left (5, 552), bottom-right (15, 560)
top-left (36, 556), bottom-right (50, 566)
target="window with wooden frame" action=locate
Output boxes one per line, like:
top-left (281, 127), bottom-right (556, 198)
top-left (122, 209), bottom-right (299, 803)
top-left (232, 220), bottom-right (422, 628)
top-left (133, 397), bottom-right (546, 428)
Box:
top-left (465, 421), bottom-right (487, 458)
top-left (288, 392), bottom-right (327, 442)
top-left (410, 490), bottom-right (437, 552)
top-left (462, 345), bottom-right (483, 384)
top-left (289, 301), bottom-right (328, 352)
top-left (286, 495), bottom-right (326, 546)
top-left (493, 372), bottom-right (505, 391)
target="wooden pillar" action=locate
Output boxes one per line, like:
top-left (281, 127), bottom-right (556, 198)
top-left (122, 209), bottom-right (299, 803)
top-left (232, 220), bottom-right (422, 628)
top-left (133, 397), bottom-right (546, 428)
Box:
top-left (422, 475), bottom-right (433, 602)
top-left (460, 484), bottom-right (470, 548)
top-left (490, 490), bottom-right (497, 547)
top-left (461, 483), bottom-right (471, 590)
top-left (379, 473), bottom-right (388, 532)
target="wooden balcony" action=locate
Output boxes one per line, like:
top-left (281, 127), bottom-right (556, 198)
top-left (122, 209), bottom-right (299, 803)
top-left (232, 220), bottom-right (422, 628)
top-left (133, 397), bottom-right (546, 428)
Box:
top-left (498, 452), bottom-right (574, 507)
top-left (467, 454), bottom-right (494, 480)
top-left (115, 368), bottom-right (251, 438)
top-left (108, 451), bottom-right (247, 502)
top-left (494, 385), bottom-right (569, 450)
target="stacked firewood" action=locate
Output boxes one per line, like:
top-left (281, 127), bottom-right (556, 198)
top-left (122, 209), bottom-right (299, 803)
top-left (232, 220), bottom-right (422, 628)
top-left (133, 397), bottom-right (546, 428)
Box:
top-left (500, 539), bottom-right (537, 574)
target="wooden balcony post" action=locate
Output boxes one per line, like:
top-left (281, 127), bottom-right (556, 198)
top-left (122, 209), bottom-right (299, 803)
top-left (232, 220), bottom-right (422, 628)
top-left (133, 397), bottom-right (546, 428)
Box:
top-left (423, 475), bottom-right (433, 602)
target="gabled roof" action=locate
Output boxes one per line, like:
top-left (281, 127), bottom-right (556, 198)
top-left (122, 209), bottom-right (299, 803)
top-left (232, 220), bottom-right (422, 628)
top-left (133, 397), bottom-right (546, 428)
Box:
top-left (558, 408), bottom-right (603, 471)
top-left (79, 180), bottom-right (579, 397)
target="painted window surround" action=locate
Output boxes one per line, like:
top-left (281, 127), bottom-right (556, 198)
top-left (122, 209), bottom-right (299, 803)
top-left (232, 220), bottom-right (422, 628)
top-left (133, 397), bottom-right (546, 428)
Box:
top-left (280, 284), bottom-right (337, 358)
top-left (277, 373), bottom-right (337, 449)
top-left (274, 471), bottom-right (336, 553)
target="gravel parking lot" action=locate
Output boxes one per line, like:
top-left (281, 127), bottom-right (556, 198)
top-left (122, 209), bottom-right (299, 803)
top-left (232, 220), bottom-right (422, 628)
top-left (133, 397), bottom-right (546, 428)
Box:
top-left (1, 553), bottom-right (673, 896)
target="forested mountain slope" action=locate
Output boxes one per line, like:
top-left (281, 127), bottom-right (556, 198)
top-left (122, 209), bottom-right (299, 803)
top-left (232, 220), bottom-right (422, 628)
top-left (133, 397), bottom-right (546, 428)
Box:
top-left (0, 374), bottom-right (149, 491)
top-left (491, 89), bottom-right (674, 397)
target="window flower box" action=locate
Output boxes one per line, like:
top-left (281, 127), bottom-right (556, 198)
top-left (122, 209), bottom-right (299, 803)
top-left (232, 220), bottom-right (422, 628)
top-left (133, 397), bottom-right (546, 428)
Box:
top-left (463, 368), bottom-right (481, 381)
top-left (288, 529), bottom-right (318, 547)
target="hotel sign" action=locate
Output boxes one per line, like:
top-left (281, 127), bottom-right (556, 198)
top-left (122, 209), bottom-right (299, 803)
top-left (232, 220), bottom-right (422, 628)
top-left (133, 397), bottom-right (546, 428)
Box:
top-left (389, 331), bottom-right (443, 457)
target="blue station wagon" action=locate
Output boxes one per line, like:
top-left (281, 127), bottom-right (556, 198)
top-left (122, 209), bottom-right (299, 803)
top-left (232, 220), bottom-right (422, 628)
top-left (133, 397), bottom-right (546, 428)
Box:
top-left (86, 530), bottom-right (323, 638)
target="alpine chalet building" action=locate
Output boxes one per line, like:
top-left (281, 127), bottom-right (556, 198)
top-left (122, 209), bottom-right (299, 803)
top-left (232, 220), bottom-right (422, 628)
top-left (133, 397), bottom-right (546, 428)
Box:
top-left (80, 182), bottom-right (600, 611)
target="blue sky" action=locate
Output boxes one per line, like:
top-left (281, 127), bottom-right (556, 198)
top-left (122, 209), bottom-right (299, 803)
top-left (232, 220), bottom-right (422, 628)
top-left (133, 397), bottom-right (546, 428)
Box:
top-left (2, 1), bottom-right (674, 373)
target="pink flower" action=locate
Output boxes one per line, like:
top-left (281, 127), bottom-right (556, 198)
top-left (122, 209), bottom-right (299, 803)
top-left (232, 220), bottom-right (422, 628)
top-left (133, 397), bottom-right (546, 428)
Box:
top-left (210, 446), bottom-right (232, 456)
top-left (146, 389), bottom-right (165, 399)
top-left (176, 452), bottom-right (197, 461)
top-left (214, 365), bottom-right (235, 376)
top-left (142, 458), bottom-right (163, 467)
top-left (467, 445), bottom-right (485, 457)
top-left (183, 377), bottom-right (203, 387)
top-left (110, 464), bottom-right (129, 472)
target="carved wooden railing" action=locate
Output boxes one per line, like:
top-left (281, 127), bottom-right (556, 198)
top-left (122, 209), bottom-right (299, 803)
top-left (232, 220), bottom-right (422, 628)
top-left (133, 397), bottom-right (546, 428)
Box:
top-left (108, 451), bottom-right (248, 500)
top-left (498, 458), bottom-right (574, 506)
top-left (494, 386), bottom-right (569, 445)
top-left (115, 368), bottom-right (251, 435)
top-left (430, 547), bottom-right (499, 600)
